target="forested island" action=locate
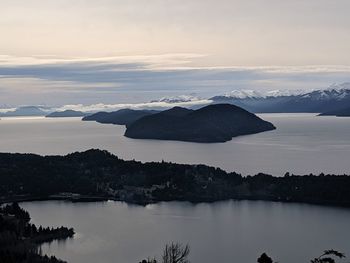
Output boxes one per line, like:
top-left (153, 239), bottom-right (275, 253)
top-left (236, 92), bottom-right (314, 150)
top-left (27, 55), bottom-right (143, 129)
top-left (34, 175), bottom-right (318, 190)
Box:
top-left (81, 104), bottom-right (275, 143)
top-left (0, 202), bottom-right (74, 263)
top-left (124, 104), bottom-right (276, 142)
top-left (0, 149), bottom-right (350, 207)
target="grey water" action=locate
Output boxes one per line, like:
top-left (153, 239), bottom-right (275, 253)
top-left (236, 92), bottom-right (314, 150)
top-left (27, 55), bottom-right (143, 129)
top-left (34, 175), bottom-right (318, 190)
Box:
top-left (1, 113), bottom-right (350, 175)
top-left (22, 200), bottom-right (350, 263)
top-left (3, 114), bottom-right (350, 263)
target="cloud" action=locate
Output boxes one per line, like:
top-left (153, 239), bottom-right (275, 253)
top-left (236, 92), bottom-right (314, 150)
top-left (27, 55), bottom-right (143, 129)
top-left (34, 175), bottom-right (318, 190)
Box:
top-left (0, 54), bottom-right (350, 106)
top-left (2, 0), bottom-right (350, 67)
top-left (55, 98), bottom-right (212, 113)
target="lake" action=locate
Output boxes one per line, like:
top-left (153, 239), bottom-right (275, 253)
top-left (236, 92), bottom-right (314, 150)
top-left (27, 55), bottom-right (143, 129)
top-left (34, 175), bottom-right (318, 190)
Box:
top-left (0, 113), bottom-right (350, 175)
top-left (3, 114), bottom-right (350, 262)
top-left (22, 200), bottom-right (350, 263)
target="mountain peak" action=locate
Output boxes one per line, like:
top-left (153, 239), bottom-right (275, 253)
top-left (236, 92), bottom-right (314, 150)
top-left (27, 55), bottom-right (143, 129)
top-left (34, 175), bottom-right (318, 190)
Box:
top-left (151, 95), bottom-right (200, 104)
top-left (219, 89), bottom-right (308, 99)
top-left (327, 82), bottom-right (350, 91)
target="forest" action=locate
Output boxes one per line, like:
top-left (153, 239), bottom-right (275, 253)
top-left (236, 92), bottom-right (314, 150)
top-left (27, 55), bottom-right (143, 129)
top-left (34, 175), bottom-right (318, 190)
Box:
top-left (0, 149), bottom-right (350, 207)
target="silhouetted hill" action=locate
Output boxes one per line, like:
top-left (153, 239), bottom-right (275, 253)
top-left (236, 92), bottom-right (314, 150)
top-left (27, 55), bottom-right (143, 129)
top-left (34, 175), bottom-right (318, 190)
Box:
top-left (319, 107), bottom-right (350, 117)
top-left (124, 104), bottom-right (276, 143)
top-left (46, 110), bottom-right (88, 118)
top-left (83, 109), bottom-right (159, 126)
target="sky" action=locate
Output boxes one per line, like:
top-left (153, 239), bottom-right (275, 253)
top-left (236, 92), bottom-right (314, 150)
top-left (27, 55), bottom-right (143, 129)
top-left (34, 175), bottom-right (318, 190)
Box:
top-left (1, 0), bottom-right (350, 106)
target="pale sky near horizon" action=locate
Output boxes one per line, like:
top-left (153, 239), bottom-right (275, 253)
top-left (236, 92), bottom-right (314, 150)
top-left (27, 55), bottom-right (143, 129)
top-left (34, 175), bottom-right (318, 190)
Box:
top-left (1, 0), bottom-right (350, 105)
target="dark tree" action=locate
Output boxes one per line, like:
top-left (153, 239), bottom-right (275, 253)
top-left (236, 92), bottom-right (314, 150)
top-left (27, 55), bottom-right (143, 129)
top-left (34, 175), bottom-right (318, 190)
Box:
top-left (257, 253), bottom-right (273, 263)
top-left (162, 242), bottom-right (190, 263)
top-left (139, 259), bottom-right (157, 263)
top-left (310, 250), bottom-right (345, 263)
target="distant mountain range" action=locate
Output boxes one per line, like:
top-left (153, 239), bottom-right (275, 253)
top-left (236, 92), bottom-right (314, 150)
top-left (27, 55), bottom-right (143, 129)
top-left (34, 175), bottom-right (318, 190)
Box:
top-left (82, 109), bottom-right (160, 126)
top-left (124, 104), bottom-right (276, 143)
top-left (0, 106), bottom-right (48, 117)
top-left (211, 84), bottom-right (350, 113)
top-left (2, 83), bottom-right (350, 117)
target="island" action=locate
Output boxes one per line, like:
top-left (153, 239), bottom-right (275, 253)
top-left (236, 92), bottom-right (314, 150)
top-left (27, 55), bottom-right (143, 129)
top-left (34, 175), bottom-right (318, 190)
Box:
top-left (83, 109), bottom-right (159, 126)
top-left (124, 104), bottom-right (276, 143)
top-left (46, 109), bottom-right (89, 118)
top-left (0, 202), bottom-right (74, 263)
top-left (1, 149), bottom-right (350, 207)
top-left (318, 107), bottom-right (350, 117)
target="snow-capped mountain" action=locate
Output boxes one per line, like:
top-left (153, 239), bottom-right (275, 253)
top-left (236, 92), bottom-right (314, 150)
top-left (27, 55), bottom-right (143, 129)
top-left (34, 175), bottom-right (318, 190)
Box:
top-left (299, 84), bottom-right (350, 101)
top-left (222, 89), bottom-right (307, 99)
top-left (151, 95), bottom-right (200, 103)
top-left (222, 90), bottom-right (265, 99)
top-left (211, 83), bottom-right (350, 113)
top-left (265, 89), bottom-right (308, 97)
top-left (3, 83), bottom-right (350, 116)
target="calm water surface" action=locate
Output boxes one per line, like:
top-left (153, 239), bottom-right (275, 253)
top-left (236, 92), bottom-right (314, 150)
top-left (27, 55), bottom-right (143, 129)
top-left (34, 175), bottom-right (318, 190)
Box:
top-left (1, 114), bottom-right (350, 175)
top-left (22, 200), bottom-right (350, 263)
top-left (4, 114), bottom-right (350, 262)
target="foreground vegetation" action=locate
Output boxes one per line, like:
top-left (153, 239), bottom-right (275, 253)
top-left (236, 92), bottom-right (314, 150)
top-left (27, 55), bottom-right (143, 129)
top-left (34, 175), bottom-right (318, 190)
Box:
top-left (140, 242), bottom-right (346, 263)
top-left (0, 202), bottom-right (74, 263)
top-left (0, 149), bottom-right (350, 207)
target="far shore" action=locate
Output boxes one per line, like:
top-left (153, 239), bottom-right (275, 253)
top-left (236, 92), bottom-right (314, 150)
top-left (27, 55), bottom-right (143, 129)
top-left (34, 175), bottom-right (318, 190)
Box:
top-left (3, 193), bottom-right (350, 210)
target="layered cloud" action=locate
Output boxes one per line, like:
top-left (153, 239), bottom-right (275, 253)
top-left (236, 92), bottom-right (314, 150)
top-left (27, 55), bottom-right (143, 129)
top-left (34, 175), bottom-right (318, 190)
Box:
top-left (55, 97), bottom-right (211, 113)
top-left (2, 0), bottom-right (350, 66)
top-left (1, 54), bottom-right (350, 106)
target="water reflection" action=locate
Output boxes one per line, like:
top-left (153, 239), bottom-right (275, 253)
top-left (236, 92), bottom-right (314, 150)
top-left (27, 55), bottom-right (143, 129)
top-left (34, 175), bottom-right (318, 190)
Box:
top-left (22, 200), bottom-right (350, 263)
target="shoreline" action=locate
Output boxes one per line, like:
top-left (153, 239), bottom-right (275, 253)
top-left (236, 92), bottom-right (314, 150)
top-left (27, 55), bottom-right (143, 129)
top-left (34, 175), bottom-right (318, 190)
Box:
top-left (1, 150), bottom-right (350, 211)
top-left (2, 194), bottom-right (350, 210)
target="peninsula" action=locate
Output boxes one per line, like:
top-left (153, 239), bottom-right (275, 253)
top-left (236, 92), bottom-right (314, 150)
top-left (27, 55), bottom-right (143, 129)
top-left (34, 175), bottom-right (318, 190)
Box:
top-left (1, 150), bottom-right (349, 207)
top-left (46, 110), bottom-right (88, 118)
top-left (83, 109), bottom-right (159, 126)
top-left (319, 107), bottom-right (350, 117)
